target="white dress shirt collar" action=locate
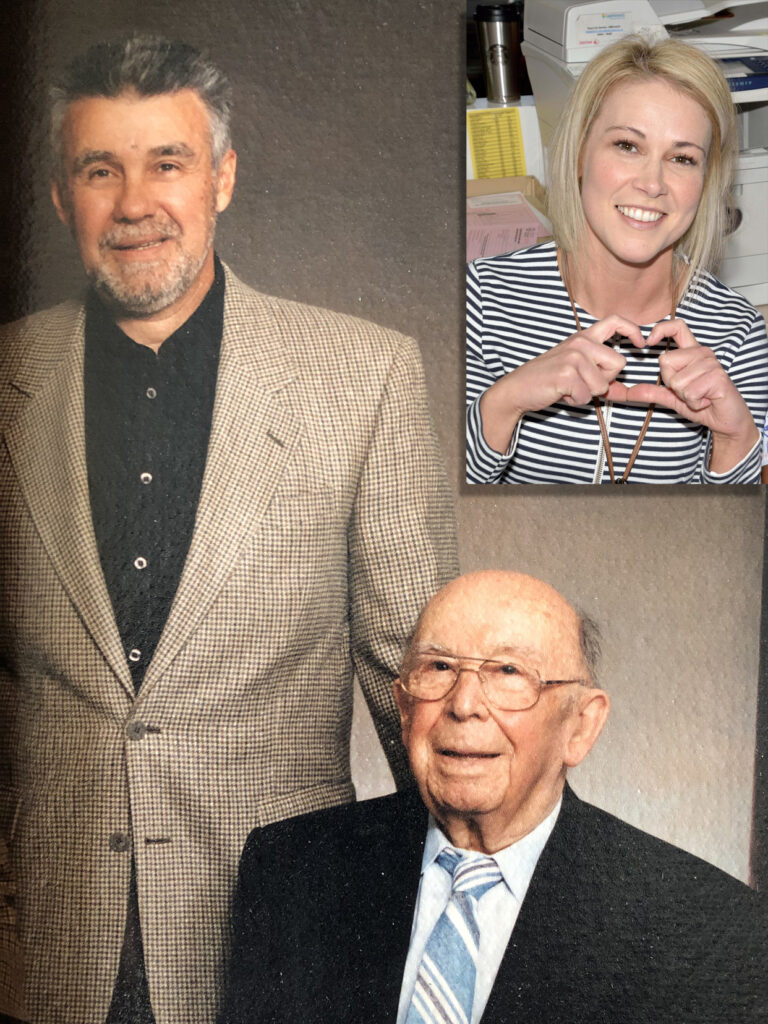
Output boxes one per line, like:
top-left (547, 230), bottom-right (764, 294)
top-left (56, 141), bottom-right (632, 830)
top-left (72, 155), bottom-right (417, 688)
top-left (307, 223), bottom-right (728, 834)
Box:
top-left (420, 794), bottom-right (562, 899)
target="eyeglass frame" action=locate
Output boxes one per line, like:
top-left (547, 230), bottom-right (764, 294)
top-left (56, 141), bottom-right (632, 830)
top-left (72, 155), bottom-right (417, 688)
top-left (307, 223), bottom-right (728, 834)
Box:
top-left (398, 652), bottom-right (587, 712)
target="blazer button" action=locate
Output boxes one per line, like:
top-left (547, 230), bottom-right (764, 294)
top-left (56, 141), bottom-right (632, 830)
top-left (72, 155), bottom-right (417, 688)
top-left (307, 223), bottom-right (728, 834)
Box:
top-left (126, 721), bottom-right (147, 741)
top-left (109, 831), bottom-right (131, 853)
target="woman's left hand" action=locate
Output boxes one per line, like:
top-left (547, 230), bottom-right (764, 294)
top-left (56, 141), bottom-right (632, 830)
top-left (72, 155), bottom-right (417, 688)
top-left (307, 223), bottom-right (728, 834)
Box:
top-left (609, 318), bottom-right (759, 474)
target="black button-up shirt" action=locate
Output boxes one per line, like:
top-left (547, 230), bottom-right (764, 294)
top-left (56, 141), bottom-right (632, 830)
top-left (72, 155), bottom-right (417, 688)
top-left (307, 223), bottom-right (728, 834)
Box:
top-left (84, 258), bottom-right (224, 691)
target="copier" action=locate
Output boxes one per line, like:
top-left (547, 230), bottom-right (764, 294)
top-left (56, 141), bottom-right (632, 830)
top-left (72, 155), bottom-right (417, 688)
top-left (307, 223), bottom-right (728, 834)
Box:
top-left (521, 0), bottom-right (768, 302)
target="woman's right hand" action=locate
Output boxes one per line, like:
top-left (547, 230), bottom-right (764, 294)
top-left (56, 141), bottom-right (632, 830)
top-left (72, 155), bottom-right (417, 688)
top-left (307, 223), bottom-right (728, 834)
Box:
top-left (478, 315), bottom-right (647, 454)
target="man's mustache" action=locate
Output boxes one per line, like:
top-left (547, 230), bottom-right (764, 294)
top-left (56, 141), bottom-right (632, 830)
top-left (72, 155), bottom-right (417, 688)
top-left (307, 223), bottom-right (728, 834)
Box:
top-left (99, 218), bottom-right (182, 250)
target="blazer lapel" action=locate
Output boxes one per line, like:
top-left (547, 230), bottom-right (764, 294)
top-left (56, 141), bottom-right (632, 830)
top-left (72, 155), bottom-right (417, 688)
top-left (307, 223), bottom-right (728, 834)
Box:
top-left (142, 269), bottom-right (301, 690)
top-left (3, 302), bottom-right (132, 695)
top-left (331, 790), bottom-right (427, 1021)
top-left (481, 785), bottom-right (591, 1024)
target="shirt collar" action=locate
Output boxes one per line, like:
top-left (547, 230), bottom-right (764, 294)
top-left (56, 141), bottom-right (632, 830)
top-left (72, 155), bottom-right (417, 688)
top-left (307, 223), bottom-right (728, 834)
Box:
top-left (421, 796), bottom-right (562, 903)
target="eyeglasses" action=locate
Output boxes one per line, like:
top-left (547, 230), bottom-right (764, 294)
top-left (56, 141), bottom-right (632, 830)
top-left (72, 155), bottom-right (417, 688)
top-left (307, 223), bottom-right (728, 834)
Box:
top-left (400, 653), bottom-right (586, 712)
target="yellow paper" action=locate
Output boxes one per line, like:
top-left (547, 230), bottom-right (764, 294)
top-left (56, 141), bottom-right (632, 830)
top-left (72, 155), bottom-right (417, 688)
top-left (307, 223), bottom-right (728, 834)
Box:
top-left (467, 107), bottom-right (527, 179)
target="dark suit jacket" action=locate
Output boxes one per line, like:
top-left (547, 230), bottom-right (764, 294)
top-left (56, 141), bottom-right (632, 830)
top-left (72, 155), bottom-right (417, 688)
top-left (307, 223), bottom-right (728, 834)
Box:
top-left (220, 786), bottom-right (765, 1024)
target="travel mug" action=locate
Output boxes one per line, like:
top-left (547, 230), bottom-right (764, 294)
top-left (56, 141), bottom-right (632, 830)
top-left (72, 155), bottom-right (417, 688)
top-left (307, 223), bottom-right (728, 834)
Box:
top-left (475, 3), bottom-right (521, 104)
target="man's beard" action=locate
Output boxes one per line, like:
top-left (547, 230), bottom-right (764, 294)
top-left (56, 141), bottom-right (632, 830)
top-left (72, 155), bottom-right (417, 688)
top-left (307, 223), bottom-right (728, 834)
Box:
top-left (87, 209), bottom-right (217, 318)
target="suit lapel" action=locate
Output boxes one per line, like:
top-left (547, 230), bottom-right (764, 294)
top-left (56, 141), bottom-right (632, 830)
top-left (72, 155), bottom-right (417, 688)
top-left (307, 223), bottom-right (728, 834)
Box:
top-left (142, 269), bottom-right (301, 690)
top-left (4, 302), bottom-right (132, 694)
top-left (481, 785), bottom-right (590, 1024)
top-left (339, 790), bottom-right (427, 1020)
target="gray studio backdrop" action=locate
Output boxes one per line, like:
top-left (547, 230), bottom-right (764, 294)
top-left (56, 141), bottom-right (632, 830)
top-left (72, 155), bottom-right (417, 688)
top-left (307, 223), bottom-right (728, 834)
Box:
top-left (8, 0), bottom-right (763, 883)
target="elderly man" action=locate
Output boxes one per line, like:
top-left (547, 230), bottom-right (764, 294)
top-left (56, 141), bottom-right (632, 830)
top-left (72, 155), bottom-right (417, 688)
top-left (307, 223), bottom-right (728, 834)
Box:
top-left (0, 34), bottom-right (457, 1024)
top-left (222, 570), bottom-right (765, 1024)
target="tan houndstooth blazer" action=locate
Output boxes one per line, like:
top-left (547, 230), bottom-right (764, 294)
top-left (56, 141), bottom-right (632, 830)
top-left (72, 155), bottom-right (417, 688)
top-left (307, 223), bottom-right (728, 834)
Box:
top-left (0, 265), bottom-right (458, 1024)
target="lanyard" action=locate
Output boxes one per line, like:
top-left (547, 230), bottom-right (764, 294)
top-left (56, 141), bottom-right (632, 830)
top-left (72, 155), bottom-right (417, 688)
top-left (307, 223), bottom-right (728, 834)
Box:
top-left (558, 250), bottom-right (675, 484)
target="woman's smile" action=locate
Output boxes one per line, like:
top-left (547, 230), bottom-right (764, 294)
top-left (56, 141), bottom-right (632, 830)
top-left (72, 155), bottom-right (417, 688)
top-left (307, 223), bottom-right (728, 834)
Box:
top-left (578, 78), bottom-right (710, 270)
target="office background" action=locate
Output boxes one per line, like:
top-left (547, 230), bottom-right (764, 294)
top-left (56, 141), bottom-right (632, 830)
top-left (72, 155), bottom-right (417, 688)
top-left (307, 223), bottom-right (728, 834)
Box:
top-left (1, 0), bottom-right (764, 885)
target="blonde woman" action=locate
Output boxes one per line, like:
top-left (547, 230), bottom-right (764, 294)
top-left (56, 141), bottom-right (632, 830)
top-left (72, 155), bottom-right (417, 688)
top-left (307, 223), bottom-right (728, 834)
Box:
top-left (467, 36), bottom-right (768, 484)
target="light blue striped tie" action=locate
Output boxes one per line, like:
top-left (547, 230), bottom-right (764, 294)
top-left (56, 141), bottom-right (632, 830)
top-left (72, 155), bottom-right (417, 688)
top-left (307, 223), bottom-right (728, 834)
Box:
top-left (405, 849), bottom-right (503, 1024)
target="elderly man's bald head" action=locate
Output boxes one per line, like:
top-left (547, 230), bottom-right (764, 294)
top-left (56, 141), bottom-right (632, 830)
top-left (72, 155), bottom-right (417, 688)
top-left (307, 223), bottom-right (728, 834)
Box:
top-left (403, 571), bottom-right (601, 686)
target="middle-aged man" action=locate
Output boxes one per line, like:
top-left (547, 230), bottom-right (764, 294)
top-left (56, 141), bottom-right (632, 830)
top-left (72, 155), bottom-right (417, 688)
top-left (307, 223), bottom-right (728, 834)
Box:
top-left (0, 35), bottom-right (457, 1024)
top-left (221, 570), bottom-right (766, 1024)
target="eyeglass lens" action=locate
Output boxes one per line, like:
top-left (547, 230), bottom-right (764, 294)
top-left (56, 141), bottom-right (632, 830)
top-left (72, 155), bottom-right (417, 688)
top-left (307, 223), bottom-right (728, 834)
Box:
top-left (407, 657), bottom-right (540, 711)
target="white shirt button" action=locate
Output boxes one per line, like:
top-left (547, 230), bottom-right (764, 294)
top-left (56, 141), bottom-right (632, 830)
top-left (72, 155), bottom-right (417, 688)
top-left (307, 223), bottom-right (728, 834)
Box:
top-left (146, 387), bottom-right (157, 399)
top-left (140, 472), bottom-right (152, 485)
top-left (134, 556), bottom-right (148, 570)
top-left (128, 648), bottom-right (141, 663)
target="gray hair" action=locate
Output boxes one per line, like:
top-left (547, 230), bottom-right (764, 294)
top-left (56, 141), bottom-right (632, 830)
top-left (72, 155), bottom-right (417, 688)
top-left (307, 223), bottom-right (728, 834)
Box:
top-left (50, 34), bottom-right (233, 186)
top-left (577, 612), bottom-right (602, 687)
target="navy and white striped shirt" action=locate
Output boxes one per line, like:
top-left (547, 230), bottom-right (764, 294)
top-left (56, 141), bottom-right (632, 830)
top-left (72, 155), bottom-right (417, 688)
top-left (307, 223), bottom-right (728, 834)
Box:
top-left (467, 241), bottom-right (768, 484)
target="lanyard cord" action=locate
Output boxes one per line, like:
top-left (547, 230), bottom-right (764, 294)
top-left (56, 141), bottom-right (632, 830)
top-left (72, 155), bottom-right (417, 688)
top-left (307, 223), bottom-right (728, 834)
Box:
top-left (558, 250), bottom-right (675, 484)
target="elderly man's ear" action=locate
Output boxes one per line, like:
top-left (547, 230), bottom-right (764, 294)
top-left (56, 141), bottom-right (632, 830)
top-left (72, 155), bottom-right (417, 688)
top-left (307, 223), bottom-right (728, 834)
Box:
top-left (563, 688), bottom-right (610, 769)
top-left (393, 680), bottom-right (410, 741)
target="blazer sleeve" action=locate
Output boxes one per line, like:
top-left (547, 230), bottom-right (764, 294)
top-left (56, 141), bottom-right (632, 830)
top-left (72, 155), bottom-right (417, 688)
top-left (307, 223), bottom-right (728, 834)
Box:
top-left (0, 664), bottom-right (25, 1023)
top-left (0, 843), bottom-right (25, 1022)
top-left (347, 333), bottom-right (458, 786)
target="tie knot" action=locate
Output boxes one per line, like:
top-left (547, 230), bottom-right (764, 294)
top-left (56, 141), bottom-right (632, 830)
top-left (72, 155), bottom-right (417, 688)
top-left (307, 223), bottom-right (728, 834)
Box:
top-left (437, 849), bottom-right (503, 899)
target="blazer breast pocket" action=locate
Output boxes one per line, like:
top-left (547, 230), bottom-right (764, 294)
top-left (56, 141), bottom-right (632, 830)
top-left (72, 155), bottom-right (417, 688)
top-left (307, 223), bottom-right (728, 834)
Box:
top-left (255, 489), bottom-right (348, 570)
top-left (211, 489), bottom-right (351, 639)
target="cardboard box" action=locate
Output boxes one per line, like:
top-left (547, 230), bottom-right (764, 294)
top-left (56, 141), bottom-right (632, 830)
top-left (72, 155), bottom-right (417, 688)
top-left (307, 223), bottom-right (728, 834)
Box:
top-left (467, 174), bottom-right (549, 226)
top-left (466, 175), bottom-right (552, 260)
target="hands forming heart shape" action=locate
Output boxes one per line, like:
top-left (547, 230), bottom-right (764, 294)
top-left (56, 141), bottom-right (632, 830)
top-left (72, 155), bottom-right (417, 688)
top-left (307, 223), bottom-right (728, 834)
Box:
top-left (479, 314), bottom-right (759, 474)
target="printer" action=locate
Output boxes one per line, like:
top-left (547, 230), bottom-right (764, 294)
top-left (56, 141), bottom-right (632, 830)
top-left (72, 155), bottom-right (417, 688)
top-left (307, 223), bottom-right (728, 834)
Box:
top-left (521, 0), bottom-right (768, 302)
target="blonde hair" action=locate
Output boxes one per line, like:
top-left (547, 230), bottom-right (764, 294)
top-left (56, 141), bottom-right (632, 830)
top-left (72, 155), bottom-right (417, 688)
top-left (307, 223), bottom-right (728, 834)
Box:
top-left (547, 35), bottom-right (738, 298)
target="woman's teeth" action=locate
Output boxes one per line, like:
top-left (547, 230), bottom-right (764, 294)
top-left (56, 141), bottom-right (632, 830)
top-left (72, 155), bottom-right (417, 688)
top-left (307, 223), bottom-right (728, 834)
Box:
top-left (617, 206), bottom-right (663, 223)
